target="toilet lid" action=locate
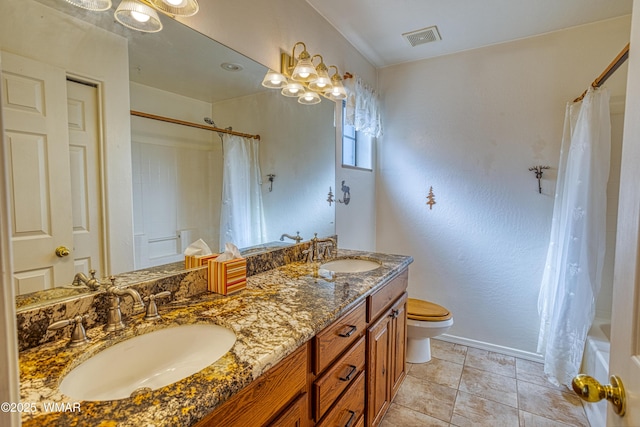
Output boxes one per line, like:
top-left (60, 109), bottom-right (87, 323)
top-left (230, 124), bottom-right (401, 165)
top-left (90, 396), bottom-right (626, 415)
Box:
top-left (407, 298), bottom-right (452, 321)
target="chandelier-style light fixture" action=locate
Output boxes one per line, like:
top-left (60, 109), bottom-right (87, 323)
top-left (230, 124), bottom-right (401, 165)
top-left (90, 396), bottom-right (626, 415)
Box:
top-left (261, 42), bottom-right (348, 105)
top-left (64, 0), bottom-right (199, 33)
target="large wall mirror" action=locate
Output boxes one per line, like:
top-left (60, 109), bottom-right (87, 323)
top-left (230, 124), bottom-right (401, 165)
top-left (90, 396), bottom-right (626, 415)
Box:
top-left (1, 0), bottom-right (336, 308)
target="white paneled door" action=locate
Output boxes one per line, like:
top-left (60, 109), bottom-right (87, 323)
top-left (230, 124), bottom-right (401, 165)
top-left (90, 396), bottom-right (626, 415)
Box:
top-left (66, 79), bottom-right (105, 277)
top-left (2, 52), bottom-right (103, 294)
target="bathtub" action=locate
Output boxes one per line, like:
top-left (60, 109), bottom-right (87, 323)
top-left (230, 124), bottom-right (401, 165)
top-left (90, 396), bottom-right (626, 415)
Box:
top-left (581, 318), bottom-right (611, 427)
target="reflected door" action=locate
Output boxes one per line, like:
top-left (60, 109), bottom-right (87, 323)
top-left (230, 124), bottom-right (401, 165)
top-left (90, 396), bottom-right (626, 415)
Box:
top-left (2, 52), bottom-right (104, 293)
top-left (66, 80), bottom-right (105, 277)
top-left (2, 51), bottom-right (74, 294)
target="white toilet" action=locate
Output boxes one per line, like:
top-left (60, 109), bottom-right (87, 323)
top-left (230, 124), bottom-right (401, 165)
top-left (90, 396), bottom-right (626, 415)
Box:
top-left (406, 298), bottom-right (454, 363)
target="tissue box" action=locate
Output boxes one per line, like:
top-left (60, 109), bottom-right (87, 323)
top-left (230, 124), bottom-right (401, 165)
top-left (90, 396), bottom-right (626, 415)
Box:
top-left (208, 258), bottom-right (247, 295)
top-left (185, 253), bottom-right (219, 269)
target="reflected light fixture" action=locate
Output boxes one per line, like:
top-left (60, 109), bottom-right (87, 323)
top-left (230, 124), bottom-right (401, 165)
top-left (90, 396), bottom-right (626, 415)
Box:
top-left (64, 0), bottom-right (200, 33)
top-left (147, 0), bottom-right (199, 17)
top-left (64, 0), bottom-right (112, 10)
top-left (261, 41), bottom-right (349, 105)
top-left (115, 0), bottom-right (163, 33)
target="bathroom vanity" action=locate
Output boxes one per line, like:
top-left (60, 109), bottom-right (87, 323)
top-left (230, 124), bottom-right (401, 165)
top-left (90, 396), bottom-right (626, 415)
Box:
top-left (17, 248), bottom-right (412, 426)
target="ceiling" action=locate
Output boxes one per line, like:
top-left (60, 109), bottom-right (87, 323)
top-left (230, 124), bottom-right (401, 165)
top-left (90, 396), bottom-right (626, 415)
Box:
top-left (305, 0), bottom-right (633, 68)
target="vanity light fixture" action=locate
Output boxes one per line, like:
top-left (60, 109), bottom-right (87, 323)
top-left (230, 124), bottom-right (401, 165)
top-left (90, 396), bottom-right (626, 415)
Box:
top-left (64, 0), bottom-right (112, 11)
top-left (147, 0), bottom-right (199, 17)
top-left (261, 69), bottom-right (288, 89)
top-left (261, 42), bottom-right (348, 105)
top-left (115, 0), bottom-right (163, 33)
top-left (65, 0), bottom-right (200, 33)
top-left (290, 42), bottom-right (319, 82)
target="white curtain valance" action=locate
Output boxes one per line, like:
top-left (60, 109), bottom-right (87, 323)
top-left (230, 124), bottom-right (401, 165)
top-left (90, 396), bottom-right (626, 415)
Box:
top-left (345, 76), bottom-right (382, 138)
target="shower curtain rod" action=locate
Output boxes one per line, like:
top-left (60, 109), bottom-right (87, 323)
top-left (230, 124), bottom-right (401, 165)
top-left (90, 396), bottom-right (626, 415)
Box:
top-left (130, 110), bottom-right (261, 140)
top-left (573, 43), bottom-right (630, 102)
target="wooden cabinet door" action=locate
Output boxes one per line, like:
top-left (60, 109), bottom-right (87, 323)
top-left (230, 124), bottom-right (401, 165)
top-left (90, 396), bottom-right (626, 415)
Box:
top-left (389, 293), bottom-right (407, 399)
top-left (366, 311), bottom-right (391, 427)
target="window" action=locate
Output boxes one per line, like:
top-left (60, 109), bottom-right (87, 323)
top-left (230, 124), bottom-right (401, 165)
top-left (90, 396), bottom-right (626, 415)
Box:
top-left (342, 101), bottom-right (373, 170)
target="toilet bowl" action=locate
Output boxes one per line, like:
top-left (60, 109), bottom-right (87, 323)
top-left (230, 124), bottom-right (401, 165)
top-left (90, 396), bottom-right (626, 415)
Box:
top-left (406, 298), bottom-right (453, 363)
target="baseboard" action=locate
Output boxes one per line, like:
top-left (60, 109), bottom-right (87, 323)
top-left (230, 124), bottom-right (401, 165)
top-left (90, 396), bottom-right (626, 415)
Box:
top-left (437, 334), bottom-right (544, 363)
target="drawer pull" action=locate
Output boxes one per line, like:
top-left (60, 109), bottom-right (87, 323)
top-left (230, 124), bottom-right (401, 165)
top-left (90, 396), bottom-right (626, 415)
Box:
top-left (339, 364), bottom-right (358, 382)
top-left (338, 325), bottom-right (357, 338)
top-left (390, 309), bottom-right (399, 319)
top-left (343, 410), bottom-right (356, 427)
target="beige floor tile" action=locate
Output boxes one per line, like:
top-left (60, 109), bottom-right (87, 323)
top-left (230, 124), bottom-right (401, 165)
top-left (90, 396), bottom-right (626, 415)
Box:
top-left (431, 339), bottom-right (468, 365)
top-left (516, 358), bottom-right (566, 392)
top-left (520, 410), bottom-right (579, 427)
top-left (393, 374), bottom-right (457, 423)
top-left (409, 357), bottom-right (464, 389)
top-left (450, 390), bottom-right (520, 427)
top-left (379, 403), bottom-right (450, 427)
top-left (458, 365), bottom-right (518, 408)
top-left (517, 380), bottom-right (589, 427)
top-left (464, 347), bottom-right (516, 378)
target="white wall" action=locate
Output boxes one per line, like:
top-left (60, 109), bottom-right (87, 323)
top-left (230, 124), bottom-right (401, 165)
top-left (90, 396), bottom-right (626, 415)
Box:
top-left (179, 0), bottom-right (380, 250)
top-left (212, 91), bottom-right (335, 244)
top-left (377, 16), bottom-right (631, 356)
top-left (178, 0), bottom-right (376, 88)
top-left (0, 0), bottom-right (135, 275)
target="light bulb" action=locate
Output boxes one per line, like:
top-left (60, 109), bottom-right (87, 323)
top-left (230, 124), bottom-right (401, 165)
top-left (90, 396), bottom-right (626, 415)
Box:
top-left (316, 82), bottom-right (326, 88)
top-left (298, 72), bottom-right (310, 79)
top-left (131, 10), bottom-right (151, 22)
top-left (164, 0), bottom-right (183, 5)
top-left (290, 88), bottom-right (300, 94)
top-left (304, 94), bottom-right (314, 101)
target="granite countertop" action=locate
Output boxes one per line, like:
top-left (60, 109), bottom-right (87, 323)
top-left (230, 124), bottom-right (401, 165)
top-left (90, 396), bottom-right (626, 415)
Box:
top-left (19, 250), bottom-right (412, 426)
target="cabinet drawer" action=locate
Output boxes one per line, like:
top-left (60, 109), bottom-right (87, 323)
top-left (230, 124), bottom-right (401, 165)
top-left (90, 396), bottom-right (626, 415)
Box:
top-left (317, 371), bottom-right (365, 427)
top-left (367, 269), bottom-right (408, 322)
top-left (314, 335), bottom-right (366, 421)
top-left (314, 301), bottom-right (366, 374)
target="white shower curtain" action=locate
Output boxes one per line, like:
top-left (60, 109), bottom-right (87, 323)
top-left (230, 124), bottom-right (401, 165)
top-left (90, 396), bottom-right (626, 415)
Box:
top-left (537, 87), bottom-right (611, 387)
top-left (219, 134), bottom-right (266, 251)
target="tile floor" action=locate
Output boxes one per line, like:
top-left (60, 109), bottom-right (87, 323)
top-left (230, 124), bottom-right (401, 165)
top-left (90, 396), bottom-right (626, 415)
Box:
top-left (380, 339), bottom-right (591, 427)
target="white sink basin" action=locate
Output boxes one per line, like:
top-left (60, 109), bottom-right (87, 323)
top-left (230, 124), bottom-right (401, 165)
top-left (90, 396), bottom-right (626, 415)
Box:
top-left (59, 324), bottom-right (236, 401)
top-left (320, 258), bottom-right (381, 273)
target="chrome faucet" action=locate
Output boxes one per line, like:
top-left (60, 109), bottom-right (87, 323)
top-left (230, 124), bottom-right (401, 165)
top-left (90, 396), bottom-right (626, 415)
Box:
top-left (280, 231), bottom-right (303, 243)
top-left (72, 269), bottom-right (101, 290)
top-left (304, 233), bottom-right (336, 262)
top-left (104, 277), bottom-right (145, 332)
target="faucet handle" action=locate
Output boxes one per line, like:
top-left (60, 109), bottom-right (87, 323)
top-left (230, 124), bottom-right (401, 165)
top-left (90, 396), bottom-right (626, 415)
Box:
top-left (48, 315), bottom-right (90, 348)
top-left (143, 291), bottom-right (172, 321)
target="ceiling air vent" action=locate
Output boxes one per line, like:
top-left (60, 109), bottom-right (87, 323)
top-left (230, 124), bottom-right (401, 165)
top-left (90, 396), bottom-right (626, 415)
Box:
top-left (402, 26), bottom-right (441, 47)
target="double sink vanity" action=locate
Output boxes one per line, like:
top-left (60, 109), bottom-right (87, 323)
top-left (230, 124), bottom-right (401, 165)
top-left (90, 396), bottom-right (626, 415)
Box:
top-left (18, 243), bottom-right (412, 426)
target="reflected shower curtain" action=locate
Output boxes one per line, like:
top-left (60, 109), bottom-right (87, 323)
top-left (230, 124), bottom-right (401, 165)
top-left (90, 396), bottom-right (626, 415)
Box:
top-left (537, 87), bottom-right (611, 387)
top-left (219, 134), bottom-right (266, 251)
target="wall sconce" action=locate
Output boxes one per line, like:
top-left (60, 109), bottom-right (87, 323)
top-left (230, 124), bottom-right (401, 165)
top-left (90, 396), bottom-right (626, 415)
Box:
top-left (261, 42), bottom-right (348, 105)
top-left (64, 0), bottom-right (199, 33)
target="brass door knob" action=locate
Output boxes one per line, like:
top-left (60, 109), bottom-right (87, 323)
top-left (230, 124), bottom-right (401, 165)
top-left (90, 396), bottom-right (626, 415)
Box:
top-left (572, 374), bottom-right (626, 416)
top-left (55, 246), bottom-right (71, 257)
